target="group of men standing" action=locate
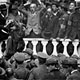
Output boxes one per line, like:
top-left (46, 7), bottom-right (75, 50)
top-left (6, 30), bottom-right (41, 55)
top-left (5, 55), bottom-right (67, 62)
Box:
top-left (1, 0), bottom-right (79, 40)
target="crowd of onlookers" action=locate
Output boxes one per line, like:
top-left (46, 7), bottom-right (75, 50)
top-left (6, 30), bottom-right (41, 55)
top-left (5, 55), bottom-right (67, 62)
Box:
top-left (1, 0), bottom-right (80, 80)
top-left (0, 0), bottom-right (80, 40)
top-left (0, 39), bottom-right (80, 80)
top-left (0, 0), bottom-right (80, 55)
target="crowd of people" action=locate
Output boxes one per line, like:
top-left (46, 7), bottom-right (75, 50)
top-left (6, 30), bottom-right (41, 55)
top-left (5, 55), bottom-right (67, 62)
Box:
top-left (0, 40), bottom-right (80, 80)
top-left (0, 0), bottom-right (80, 80)
top-left (0, 0), bottom-right (80, 40)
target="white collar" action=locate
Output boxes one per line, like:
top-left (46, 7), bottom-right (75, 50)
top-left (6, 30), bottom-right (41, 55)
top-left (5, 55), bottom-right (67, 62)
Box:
top-left (71, 69), bottom-right (78, 74)
top-left (53, 12), bottom-right (58, 16)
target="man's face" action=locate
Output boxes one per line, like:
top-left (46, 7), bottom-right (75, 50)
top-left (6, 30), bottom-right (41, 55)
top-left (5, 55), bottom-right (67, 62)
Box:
top-left (52, 4), bottom-right (57, 12)
top-left (47, 8), bottom-right (52, 15)
top-left (69, 3), bottom-right (75, 10)
top-left (30, 5), bottom-right (36, 12)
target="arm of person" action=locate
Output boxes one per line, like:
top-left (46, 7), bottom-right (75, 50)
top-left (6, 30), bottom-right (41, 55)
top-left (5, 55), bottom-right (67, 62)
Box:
top-left (18, 9), bottom-right (29, 16)
top-left (18, 5), bottom-right (29, 16)
top-left (37, 0), bottom-right (46, 12)
top-left (24, 0), bottom-right (31, 6)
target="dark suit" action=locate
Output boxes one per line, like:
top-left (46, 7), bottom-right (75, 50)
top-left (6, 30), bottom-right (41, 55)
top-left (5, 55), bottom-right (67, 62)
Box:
top-left (41, 12), bottom-right (59, 39)
top-left (66, 10), bottom-right (80, 40)
top-left (57, 12), bottom-right (69, 38)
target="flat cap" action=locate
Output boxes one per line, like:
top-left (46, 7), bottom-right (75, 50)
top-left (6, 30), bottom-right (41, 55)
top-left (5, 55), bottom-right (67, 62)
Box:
top-left (23, 48), bottom-right (33, 55)
top-left (14, 52), bottom-right (25, 62)
top-left (37, 52), bottom-right (49, 59)
top-left (46, 57), bottom-right (58, 65)
top-left (68, 58), bottom-right (77, 65)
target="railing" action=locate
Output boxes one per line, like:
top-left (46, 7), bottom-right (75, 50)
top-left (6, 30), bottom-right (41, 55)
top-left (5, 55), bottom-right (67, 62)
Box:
top-left (23, 38), bottom-right (80, 57)
top-left (0, 38), bottom-right (80, 58)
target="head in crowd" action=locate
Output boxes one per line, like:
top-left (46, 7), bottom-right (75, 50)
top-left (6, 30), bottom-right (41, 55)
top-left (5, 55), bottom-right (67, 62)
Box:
top-left (37, 52), bottom-right (49, 65)
top-left (46, 56), bottom-right (59, 72)
top-left (30, 3), bottom-right (37, 13)
top-left (14, 52), bottom-right (25, 64)
top-left (46, 7), bottom-right (52, 15)
top-left (52, 3), bottom-right (58, 12)
top-left (59, 3), bottom-right (68, 12)
top-left (23, 48), bottom-right (33, 60)
top-left (69, 2), bottom-right (76, 11)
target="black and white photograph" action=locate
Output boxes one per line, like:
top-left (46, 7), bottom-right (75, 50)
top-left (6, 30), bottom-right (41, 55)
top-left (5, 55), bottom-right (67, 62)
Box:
top-left (0, 0), bottom-right (80, 80)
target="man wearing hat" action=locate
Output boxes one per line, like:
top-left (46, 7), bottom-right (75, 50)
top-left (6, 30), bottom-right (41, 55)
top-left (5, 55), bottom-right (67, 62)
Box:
top-left (46, 56), bottom-right (67, 80)
top-left (12, 52), bottom-right (30, 80)
top-left (41, 7), bottom-right (55, 39)
top-left (23, 48), bottom-right (36, 70)
top-left (46, 56), bottom-right (59, 72)
top-left (28, 52), bottom-right (52, 80)
top-left (66, 58), bottom-right (80, 80)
